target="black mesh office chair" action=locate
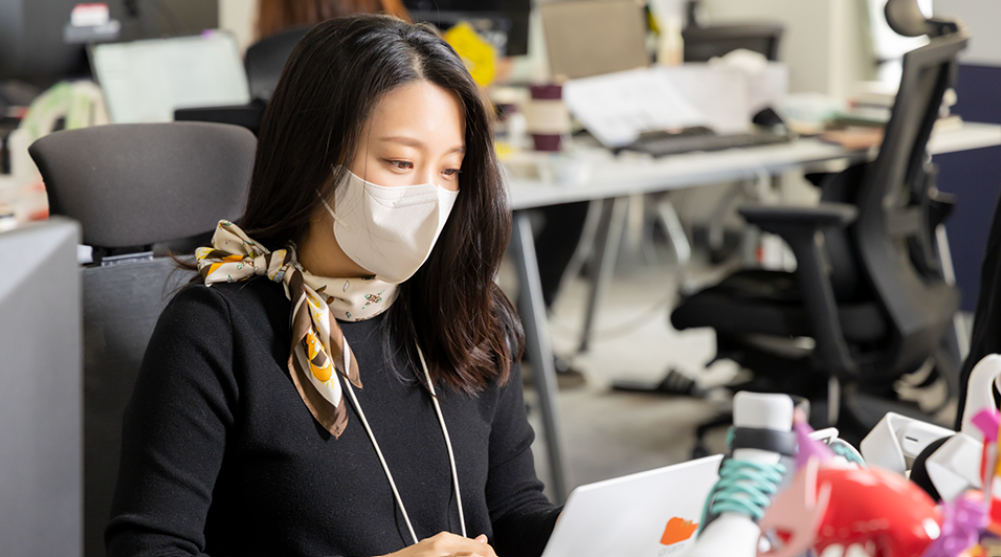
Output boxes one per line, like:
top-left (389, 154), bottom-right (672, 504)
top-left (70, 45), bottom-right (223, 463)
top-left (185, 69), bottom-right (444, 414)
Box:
top-left (681, 0), bottom-right (783, 62)
top-left (29, 122), bottom-right (256, 557)
top-left (682, 24), bottom-right (783, 62)
top-left (245, 26), bottom-right (311, 102)
top-left (671, 5), bottom-right (968, 451)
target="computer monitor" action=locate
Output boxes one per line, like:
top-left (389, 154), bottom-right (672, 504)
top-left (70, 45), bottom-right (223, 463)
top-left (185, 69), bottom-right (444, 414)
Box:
top-left (0, 0), bottom-right (92, 87)
top-left (91, 31), bottom-right (251, 123)
top-left (539, 0), bottom-right (650, 81)
top-left (0, 0), bottom-right (218, 89)
top-left (404, 0), bottom-right (531, 56)
top-left (0, 217), bottom-right (82, 557)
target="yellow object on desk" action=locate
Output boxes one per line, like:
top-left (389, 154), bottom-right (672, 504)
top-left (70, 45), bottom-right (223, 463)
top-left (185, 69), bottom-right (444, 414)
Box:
top-left (443, 21), bottom-right (496, 87)
top-left (493, 141), bottom-right (515, 160)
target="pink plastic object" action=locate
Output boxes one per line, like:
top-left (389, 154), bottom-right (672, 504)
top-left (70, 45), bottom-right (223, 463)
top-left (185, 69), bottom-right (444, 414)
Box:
top-left (759, 461), bottom-right (941, 557)
top-left (971, 409), bottom-right (1000, 442)
top-left (920, 492), bottom-right (988, 557)
top-left (794, 411), bottom-right (835, 468)
top-left (758, 458), bottom-right (832, 557)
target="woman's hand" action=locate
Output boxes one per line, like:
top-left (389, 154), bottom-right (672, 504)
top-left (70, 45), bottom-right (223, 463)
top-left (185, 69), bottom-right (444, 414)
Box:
top-left (383, 532), bottom-right (498, 557)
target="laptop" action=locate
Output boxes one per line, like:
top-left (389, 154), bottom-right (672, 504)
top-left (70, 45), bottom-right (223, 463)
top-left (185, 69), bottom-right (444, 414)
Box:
top-left (91, 31), bottom-right (250, 124)
top-left (542, 455), bottom-right (723, 557)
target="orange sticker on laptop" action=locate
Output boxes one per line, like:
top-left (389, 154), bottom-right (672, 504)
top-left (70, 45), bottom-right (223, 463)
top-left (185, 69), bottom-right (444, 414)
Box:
top-left (660, 517), bottom-right (698, 545)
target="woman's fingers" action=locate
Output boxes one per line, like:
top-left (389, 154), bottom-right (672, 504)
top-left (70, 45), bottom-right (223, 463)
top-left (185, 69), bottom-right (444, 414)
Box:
top-left (425, 532), bottom-right (497, 557)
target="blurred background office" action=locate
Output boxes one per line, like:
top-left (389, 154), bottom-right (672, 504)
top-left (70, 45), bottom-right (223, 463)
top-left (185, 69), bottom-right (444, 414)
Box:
top-left (1, 0), bottom-right (1000, 556)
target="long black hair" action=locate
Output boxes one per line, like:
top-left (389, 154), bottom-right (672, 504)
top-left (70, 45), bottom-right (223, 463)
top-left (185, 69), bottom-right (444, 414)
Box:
top-left (240, 14), bottom-right (522, 392)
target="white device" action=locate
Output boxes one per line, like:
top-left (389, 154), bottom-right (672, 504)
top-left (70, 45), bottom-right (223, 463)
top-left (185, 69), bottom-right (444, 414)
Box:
top-left (925, 434), bottom-right (983, 501)
top-left (860, 354), bottom-right (1001, 501)
top-left (922, 354), bottom-right (1001, 501)
top-left (959, 354), bottom-right (1001, 440)
top-left (860, 412), bottom-right (954, 474)
top-left (91, 31), bottom-right (250, 124)
top-left (541, 455), bottom-right (722, 557)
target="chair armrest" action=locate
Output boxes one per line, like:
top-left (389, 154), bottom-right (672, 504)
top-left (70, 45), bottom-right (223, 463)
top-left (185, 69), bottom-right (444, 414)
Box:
top-left (739, 203), bottom-right (859, 379)
top-left (928, 190), bottom-right (955, 228)
top-left (804, 172), bottom-right (833, 188)
top-left (739, 203), bottom-right (857, 233)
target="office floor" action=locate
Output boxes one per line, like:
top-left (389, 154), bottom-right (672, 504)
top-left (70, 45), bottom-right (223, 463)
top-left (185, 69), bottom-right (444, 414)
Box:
top-left (515, 255), bottom-right (959, 502)
top-left (515, 260), bottom-right (737, 500)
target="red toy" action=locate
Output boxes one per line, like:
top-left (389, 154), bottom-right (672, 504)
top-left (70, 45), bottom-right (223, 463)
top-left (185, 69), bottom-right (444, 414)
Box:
top-left (758, 415), bottom-right (943, 557)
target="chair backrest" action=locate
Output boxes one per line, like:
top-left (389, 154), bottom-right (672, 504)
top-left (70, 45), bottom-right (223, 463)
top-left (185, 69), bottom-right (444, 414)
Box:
top-left (245, 26), bottom-right (311, 102)
top-left (682, 23), bottom-right (784, 62)
top-left (30, 122), bottom-right (256, 250)
top-left (80, 259), bottom-right (190, 557)
top-left (850, 31), bottom-right (967, 375)
top-left (29, 122), bottom-right (256, 557)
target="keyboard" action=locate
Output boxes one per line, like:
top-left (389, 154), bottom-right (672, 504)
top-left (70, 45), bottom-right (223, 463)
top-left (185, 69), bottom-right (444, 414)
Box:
top-left (625, 129), bottom-right (792, 157)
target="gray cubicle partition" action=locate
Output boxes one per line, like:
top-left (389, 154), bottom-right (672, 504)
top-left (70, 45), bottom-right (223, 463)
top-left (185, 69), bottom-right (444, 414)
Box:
top-left (0, 218), bottom-right (82, 557)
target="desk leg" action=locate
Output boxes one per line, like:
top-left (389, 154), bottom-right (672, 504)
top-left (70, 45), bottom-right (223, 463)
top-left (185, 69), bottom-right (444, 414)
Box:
top-left (936, 224), bottom-right (968, 398)
top-left (656, 197), bottom-right (692, 291)
top-left (578, 197), bottom-right (629, 353)
top-left (511, 211), bottom-right (570, 503)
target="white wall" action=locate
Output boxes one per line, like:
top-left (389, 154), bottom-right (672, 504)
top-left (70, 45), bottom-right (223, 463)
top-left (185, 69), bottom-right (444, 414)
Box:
top-left (218, 0), bottom-right (259, 53)
top-left (935, 0), bottom-right (1001, 66)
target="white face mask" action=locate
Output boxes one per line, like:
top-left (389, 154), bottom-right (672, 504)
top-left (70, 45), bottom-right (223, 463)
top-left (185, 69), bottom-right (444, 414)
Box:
top-left (318, 168), bottom-right (459, 284)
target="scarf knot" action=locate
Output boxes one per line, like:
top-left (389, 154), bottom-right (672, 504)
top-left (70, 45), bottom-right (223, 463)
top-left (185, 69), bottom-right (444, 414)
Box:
top-left (194, 220), bottom-right (398, 437)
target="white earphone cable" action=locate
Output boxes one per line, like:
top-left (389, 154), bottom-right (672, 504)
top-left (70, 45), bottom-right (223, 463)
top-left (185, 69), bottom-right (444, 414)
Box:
top-left (416, 343), bottom-right (467, 538)
top-left (342, 377), bottom-right (420, 545)
top-left (339, 340), bottom-right (466, 545)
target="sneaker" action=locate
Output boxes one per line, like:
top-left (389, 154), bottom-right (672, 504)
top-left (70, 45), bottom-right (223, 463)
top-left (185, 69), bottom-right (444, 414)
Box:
top-left (687, 392), bottom-right (796, 557)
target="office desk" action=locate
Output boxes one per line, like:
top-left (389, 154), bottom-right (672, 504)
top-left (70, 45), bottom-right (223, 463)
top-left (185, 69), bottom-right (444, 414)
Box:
top-left (507, 122), bottom-right (1001, 502)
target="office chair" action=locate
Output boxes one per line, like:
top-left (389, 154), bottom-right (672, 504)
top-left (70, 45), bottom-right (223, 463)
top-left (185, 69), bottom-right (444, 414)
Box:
top-left (29, 122), bottom-right (256, 557)
top-left (681, 0), bottom-right (783, 62)
top-left (671, 7), bottom-right (968, 451)
top-left (245, 26), bottom-right (312, 102)
top-left (682, 24), bottom-right (783, 62)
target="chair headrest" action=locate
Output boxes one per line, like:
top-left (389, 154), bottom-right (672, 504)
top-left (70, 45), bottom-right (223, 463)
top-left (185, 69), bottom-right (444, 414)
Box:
top-left (885, 0), bottom-right (960, 38)
top-left (245, 26), bottom-right (311, 102)
top-left (29, 122), bottom-right (256, 249)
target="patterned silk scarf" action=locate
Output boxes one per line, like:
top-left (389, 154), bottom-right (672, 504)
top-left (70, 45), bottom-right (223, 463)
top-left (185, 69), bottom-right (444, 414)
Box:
top-left (195, 220), bottom-right (398, 437)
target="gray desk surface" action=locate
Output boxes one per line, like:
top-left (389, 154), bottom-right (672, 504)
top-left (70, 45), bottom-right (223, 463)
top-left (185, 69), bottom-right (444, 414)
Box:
top-left (506, 122), bottom-right (1001, 210)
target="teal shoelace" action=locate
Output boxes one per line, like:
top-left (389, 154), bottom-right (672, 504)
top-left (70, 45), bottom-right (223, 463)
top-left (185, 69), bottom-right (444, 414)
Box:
top-left (697, 458), bottom-right (786, 534)
top-left (829, 441), bottom-right (866, 466)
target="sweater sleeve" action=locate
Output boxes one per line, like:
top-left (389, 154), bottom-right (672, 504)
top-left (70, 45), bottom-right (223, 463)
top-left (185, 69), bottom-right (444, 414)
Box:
top-left (485, 362), bottom-right (562, 557)
top-left (105, 286), bottom-right (243, 557)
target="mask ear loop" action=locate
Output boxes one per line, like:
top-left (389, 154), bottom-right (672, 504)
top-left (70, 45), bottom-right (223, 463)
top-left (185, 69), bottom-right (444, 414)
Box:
top-left (315, 190), bottom-right (352, 230)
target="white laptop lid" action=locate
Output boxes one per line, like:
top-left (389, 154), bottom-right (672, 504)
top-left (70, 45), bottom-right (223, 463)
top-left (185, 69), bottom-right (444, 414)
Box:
top-left (542, 455), bottom-right (723, 557)
top-left (92, 31), bottom-right (250, 124)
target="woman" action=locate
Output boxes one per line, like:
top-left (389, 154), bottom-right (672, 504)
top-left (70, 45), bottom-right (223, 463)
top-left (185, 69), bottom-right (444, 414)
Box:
top-left (106, 15), bottom-right (559, 557)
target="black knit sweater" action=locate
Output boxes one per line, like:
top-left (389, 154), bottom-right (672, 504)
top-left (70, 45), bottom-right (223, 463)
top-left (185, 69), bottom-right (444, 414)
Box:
top-left (106, 277), bottom-right (559, 557)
